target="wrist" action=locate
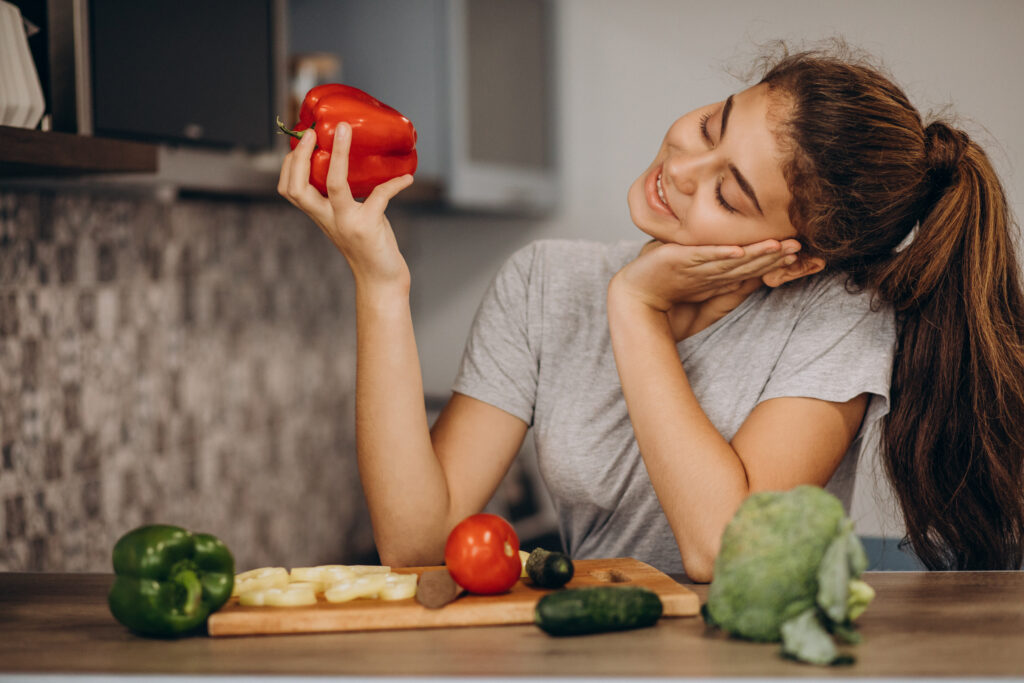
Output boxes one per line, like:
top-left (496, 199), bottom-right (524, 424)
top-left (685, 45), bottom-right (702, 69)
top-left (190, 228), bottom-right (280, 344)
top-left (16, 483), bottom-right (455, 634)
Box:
top-left (608, 277), bottom-right (671, 336)
top-left (355, 277), bottom-right (412, 313)
top-left (608, 271), bottom-right (669, 315)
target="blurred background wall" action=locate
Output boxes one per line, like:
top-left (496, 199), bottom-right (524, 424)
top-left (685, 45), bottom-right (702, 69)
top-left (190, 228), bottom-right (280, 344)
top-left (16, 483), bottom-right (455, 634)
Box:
top-left (0, 191), bottom-right (378, 571)
top-left (1, 0), bottom-right (1021, 571)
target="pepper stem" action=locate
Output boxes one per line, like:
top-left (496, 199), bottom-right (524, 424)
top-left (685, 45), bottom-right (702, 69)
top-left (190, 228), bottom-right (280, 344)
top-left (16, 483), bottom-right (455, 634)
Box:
top-left (275, 116), bottom-right (314, 140)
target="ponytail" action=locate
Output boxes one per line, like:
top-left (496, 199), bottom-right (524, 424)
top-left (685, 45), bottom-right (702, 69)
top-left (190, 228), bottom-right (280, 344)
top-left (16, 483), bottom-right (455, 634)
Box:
top-left (760, 46), bottom-right (1024, 570)
top-left (876, 125), bottom-right (1024, 570)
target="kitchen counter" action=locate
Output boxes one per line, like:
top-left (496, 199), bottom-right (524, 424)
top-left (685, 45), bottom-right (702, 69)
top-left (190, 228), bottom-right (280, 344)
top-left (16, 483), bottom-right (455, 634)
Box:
top-left (1, 571), bottom-right (1023, 679)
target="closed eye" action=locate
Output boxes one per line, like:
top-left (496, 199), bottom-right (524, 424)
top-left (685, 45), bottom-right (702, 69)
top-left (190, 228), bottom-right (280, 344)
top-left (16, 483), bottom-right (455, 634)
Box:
top-left (715, 177), bottom-right (737, 213)
top-left (699, 113), bottom-right (712, 144)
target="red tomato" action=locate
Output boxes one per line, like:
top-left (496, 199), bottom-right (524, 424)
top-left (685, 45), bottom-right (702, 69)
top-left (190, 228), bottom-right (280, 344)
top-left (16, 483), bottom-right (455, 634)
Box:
top-left (444, 513), bottom-right (521, 594)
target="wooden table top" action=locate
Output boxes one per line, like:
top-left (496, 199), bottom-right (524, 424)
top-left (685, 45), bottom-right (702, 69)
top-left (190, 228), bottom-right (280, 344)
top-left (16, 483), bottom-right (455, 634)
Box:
top-left (1, 571), bottom-right (1023, 678)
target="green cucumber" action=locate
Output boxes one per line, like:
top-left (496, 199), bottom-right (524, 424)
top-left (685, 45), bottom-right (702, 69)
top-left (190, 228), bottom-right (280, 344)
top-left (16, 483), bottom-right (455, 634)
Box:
top-left (534, 586), bottom-right (663, 636)
top-left (525, 548), bottom-right (575, 589)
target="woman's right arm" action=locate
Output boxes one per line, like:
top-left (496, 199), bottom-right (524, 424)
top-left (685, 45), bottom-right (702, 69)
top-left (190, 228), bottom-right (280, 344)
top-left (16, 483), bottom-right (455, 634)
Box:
top-left (278, 124), bottom-right (526, 566)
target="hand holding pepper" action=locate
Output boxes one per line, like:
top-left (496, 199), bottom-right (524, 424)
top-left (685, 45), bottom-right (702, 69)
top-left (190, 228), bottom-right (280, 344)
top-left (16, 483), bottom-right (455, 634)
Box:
top-left (277, 83), bottom-right (417, 199)
top-left (279, 119), bottom-right (414, 289)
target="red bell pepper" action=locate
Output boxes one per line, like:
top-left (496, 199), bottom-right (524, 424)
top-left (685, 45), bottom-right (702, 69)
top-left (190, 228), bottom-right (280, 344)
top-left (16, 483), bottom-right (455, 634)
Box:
top-left (276, 84), bottom-right (417, 198)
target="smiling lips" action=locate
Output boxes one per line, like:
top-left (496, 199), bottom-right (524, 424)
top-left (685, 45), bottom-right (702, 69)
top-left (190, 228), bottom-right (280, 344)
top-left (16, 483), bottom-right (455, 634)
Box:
top-left (646, 166), bottom-right (676, 218)
top-left (657, 173), bottom-right (669, 206)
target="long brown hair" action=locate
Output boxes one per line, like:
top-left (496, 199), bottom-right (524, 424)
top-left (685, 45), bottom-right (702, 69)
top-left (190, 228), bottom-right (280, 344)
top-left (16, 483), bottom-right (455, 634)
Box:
top-left (759, 44), bottom-right (1024, 570)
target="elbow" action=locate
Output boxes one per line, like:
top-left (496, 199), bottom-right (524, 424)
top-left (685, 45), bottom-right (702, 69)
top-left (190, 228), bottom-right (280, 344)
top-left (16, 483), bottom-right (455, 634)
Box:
top-left (678, 518), bottom-right (731, 583)
top-left (680, 545), bottom-right (719, 584)
top-left (372, 513), bottom-right (451, 568)
top-left (376, 537), bottom-right (445, 569)
top-left (376, 547), bottom-right (408, 568)
top-left (377, 545), bottom-right (438, 569)
top-left (684, 558), bottom-right (715, 584)
top-left (377, 550), bottom-right (421, 569)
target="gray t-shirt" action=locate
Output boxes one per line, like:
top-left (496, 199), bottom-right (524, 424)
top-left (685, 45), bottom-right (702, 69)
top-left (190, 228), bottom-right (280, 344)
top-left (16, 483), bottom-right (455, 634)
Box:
top-left (452, 239), bottom-right (897, 576)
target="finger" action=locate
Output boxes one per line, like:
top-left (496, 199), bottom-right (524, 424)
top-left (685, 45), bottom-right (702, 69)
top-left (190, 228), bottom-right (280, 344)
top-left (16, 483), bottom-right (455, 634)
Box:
top-left (731, 238), bottom-right (801, 261)
top-left (727, 251), bottom-right (798, 280)
top-left (277, 148), bottom-right (293, 197)
top-left (287, 130), bottom-right (318, 198)
top-left (279, 142), bottom-right (333, 222)
top-left (695, 247), bottom-right (785, 280)
top-left (679, 244), bottom-right (745, 264)
top-left (708, 238), bottom-right (789, 272)
top-left (655, 244), bottom-right (744, 277)
top-left (326, 123), bottom-right (355, 205)
top-left (780, 238), bottom-right (802, 255)
top-left (290, 138), bottom-right (336, 218)
top-left (735, 239), bottom-right (783, 259)
top-left (363, 174), bottom-right (415, 215)
top-left (724, 245), bottom-right (794, 274)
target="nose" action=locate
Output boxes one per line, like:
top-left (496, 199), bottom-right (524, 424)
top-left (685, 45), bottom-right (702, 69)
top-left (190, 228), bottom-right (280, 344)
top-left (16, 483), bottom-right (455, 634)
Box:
top-left (663, 151), bottom-right (709, 196)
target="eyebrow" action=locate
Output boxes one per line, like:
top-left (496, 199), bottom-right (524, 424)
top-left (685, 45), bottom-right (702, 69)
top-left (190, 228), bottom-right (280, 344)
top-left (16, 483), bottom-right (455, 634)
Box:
top-left (719, 94), bottom-right (764, 216)
top-left (720, 94), bottom-right (734, 138)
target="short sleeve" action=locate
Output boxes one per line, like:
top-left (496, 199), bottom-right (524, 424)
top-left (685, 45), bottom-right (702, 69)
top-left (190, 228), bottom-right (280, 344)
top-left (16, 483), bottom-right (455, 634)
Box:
top-left (450, 242), bottom-right (541, 426)
top-left (759, 278), bottom-right (896, 416)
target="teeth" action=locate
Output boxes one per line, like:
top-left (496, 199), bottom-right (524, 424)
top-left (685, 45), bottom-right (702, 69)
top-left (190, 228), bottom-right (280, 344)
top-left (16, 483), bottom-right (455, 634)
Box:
top-left (656, 173), bottom-right (668, 206)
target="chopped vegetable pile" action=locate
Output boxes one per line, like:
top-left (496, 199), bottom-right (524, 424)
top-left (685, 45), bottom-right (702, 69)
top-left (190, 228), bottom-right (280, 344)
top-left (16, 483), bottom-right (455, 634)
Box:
top-left (702, 485), bottom-right (876, 666)
top-left (233, 564), bottom-right (417, 606)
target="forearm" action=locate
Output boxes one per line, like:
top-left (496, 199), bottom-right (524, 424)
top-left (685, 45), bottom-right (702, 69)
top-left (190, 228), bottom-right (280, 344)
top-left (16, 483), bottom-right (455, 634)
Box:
top-left (275, 117), bottom-right (444, 563)
top-left (607, 282), bottom-right (749, 581)
top-left (354, 282), bottom-right (451, 566)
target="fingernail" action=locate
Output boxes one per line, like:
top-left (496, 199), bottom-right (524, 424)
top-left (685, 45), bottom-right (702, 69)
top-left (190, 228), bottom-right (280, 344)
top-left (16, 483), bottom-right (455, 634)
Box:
top-left (337, 123), bottom-right (349, 139)
top-left (784, 254), bottom-right (797, 265)
top-left (784, 244), bottom-right (800, 255)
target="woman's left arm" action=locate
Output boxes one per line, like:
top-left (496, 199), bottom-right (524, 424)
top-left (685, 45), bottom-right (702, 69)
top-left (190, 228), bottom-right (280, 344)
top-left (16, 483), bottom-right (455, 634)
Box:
top-left (606, 246), bottom-right (867, 582)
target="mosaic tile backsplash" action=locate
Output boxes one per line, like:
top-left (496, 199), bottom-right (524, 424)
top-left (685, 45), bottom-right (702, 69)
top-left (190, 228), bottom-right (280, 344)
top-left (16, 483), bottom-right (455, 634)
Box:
top-left (0, 189), bottom-right (379, 572)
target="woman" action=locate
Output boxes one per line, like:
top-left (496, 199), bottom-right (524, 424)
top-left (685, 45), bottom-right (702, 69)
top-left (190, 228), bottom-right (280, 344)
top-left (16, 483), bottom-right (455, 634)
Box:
top-left (278, 46), bottom-right (1024, 579)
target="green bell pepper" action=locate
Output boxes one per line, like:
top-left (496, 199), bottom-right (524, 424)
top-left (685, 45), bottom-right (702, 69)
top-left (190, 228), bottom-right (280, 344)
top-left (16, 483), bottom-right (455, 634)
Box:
top-left (108, 524), bottom-right (234, 637)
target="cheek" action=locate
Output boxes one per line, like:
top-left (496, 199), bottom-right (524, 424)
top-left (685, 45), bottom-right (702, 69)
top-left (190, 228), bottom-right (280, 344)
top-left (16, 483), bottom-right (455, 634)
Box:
top-left (678, 204), bottom-right (724, 244)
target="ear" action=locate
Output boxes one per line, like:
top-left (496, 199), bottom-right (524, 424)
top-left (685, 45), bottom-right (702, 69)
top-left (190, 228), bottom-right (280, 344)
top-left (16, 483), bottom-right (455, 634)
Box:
top-left (761, 255), bottom-right (826, 288)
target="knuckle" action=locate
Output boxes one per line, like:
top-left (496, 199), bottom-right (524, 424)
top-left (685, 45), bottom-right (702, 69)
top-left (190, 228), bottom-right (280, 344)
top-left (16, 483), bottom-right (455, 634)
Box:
top-left (326, 178), bottom-right (349, 195)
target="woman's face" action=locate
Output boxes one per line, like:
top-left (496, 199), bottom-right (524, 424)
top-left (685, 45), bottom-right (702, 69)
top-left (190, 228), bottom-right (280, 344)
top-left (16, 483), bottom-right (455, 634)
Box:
top-left (628, 83), bottom-right (798, 248)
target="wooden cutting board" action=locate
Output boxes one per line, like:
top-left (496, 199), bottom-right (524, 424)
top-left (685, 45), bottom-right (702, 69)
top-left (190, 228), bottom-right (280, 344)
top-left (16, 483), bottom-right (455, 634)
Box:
top-left (207, 557), bottom-right (699, 636)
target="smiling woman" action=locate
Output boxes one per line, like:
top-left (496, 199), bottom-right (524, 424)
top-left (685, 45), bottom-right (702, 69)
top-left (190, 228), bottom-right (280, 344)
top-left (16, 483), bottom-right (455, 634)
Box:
top-left (277, 41), bottom-right (1024, 580)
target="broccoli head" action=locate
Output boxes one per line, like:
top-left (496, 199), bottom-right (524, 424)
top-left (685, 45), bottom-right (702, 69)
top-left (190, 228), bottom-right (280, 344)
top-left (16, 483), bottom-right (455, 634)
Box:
top-left (702, 485), bottom-right (874, 665)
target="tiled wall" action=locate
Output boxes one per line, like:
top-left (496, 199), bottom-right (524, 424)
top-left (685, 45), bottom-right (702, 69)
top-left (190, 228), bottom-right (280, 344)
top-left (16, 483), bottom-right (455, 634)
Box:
top-left (0, 189), bottom-right (378, 572)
